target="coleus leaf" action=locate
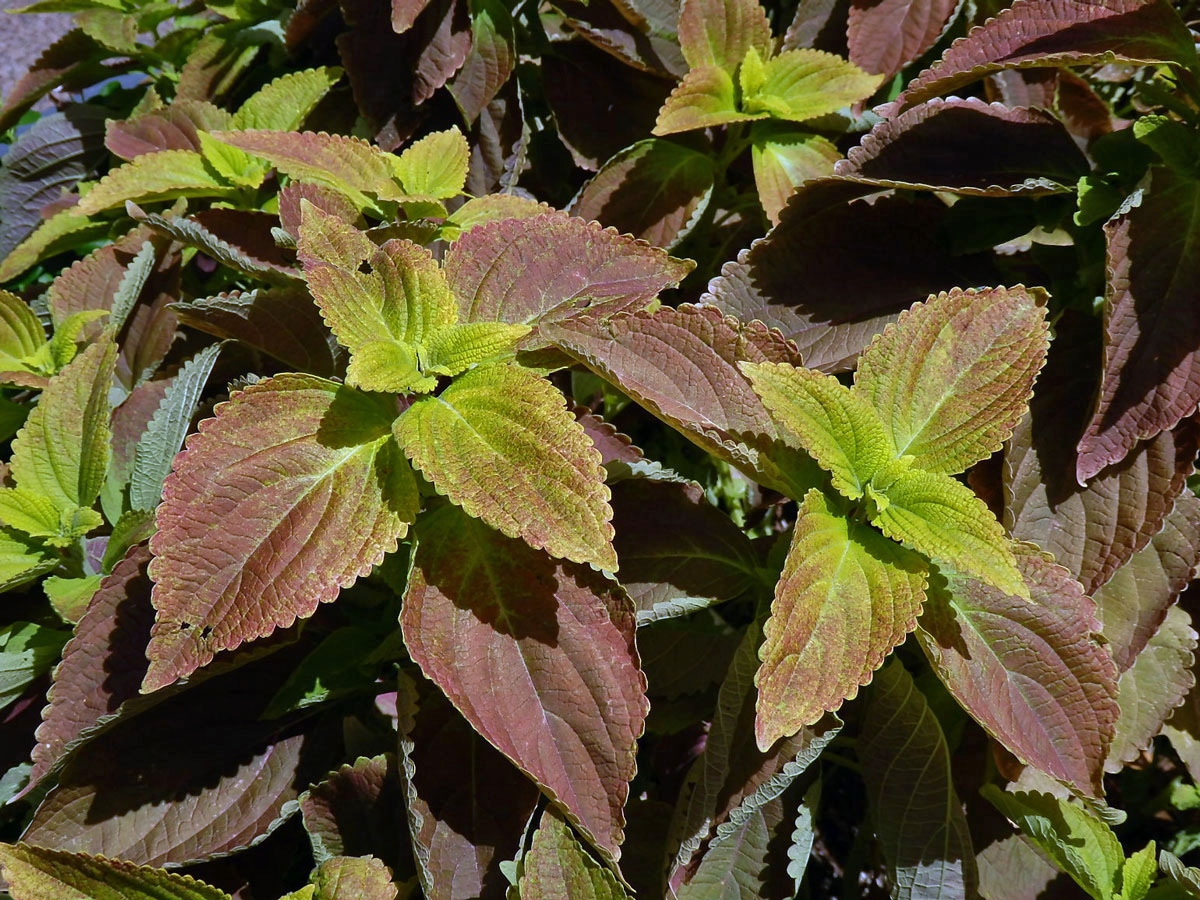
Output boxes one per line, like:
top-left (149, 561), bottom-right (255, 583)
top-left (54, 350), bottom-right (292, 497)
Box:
top-left (0, 843), bottom-right (233, 900)
top-left (300, 755), bottom-right (409, 874)
top-left (917, 545), bottom-right (1118, 798)
top-left (556, 0), bottom-right (686, 77)
top-left (847, 0), bottom-right (961, 79)
top-left (0, 209), bottom-right (109, 284)
top-left (678, 0), bottom-right (774, 74)
top-left (395, 362), bottom-right (616, 571)
top-left (390, 127), bottom-right (470, 200)
top-left (309, 856), bottom-right (399, 900)
top-left (46, 224), bottom-right (155, 324)
top-left (518, 809), bottom-right (630, 900)
top-left (755, 487), bottom-right (927, 748)
top-left (396, 674), bottom-right (538, 900)
top-left (142, 374), bottom-right (419, 691)
top-left (401, 504), bottom-right (646, 864)
top-left (231, 66), bottom-right (344, 132)
top-left (0, 289), bottom-right (48, 375)
top-left (652, 66), bottom-right (763, 136)
top-left (740, 49), bottom-right (884, 122)
top-left (105, 99), bottom-right (221, 161)
top-left (886, 0), bottom-right (1198, 114)
top-left (447, 0), bottom-right (516, 123)
top-left (740, 361), bottom-right (893, 499)
top-left (0, 622), bottom-right (68, 714)
top-left (861, 659), bottom-right (978, 900)
top-left (75, 150), bottom-right (235, 215)
top-left (749, 124), bottom-right (840, 225)
top-left (1077, 167), bottom-right (1200, 482)
top-left (0, 529), bottom-right (55, 591)
top-left (673, 796), bottom-right (795, 899)
top-left (854, 286), bottom-right (1049, 475)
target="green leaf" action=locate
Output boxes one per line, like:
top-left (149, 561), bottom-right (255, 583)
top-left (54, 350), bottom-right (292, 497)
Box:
top-left (421, 322), bottom-right (530, 375)
top-left (0, 528), bottom-right (56, 591)
top-left (518, 809), bottom-right (630, 899)
top-left (853, 286), bottom-right (1049, 475)
top-left (107, 240), bottom-right (158, 334)
top-left (296, 200), bottom-right (375, 269)
top-left (311, 856), bottom-right (398, 900)
top-left (390, 127), bottom-right (470, 200)
top-left (0, 622), bottom-right (68, 711)
top-left (0, 487), bottom-right (100, 547)
top-left (750, 124), bottom-right (840, 225)
top-left (345, 340), bottom-right (432, 394)
top-left (742, 49), bottom-right (883, 122)
top-left (0, 209), bottom-right (105, 284)
top-left (11, 337), bottom-right (117, 513)
top-left (755, 487), bottom-right (927, 748)
top-left (741, 361), bottom-right (892, 499)
top-left (0, 843), bottom-right (233, 900)
top-left (653, 66), bottom-right (765, 136)
top-left (75, 150), bottom-right (233, 215)
top-left (44, 573), bottom-right (103, 623)
top-left (395, 364), bottom-right (616, 570)
top-left (195, 130), bottom-right (263, 187)
top-left (677, 0), bottom-right (773, 74)
top-left (983, 787), bottom-right (1124, 900)
top-left (1120, 843), bottom-right (1158, 900)
top-left (232, 66), bottom-right (344, 132)
top-left (0, 289), bottom-right (48, 373)
top-left (870, 462), bottom-right (1030, 599)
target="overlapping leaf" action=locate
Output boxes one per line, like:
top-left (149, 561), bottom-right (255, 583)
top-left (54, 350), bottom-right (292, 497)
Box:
top-left (75, 150), bottom-right (234, 215)
top-left (749, 125), bottom-right (840, 225)
top-left (142, 374), bottom-right (418, 691)
top-left (310, 856), bottom-right (399, 900)
top-left (847, 0), bottom-right (960, 79)
top-left (0, 844), bottom-right (232, 900)
top-left (740, 50), bottom-right (883, 122)
top-left (678, 0), bottom-right (773, 73)
top-left (401, 504), bottom-right (647, 864)
top-left (300, 755), bottom-right (408, 873)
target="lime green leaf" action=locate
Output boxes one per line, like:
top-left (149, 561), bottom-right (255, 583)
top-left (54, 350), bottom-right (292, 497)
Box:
top-left (296, 200), bottom-right (374, 269)
top-left (11, 337), bottom-right (117, 512)
top-left (739, 45), bottom-right (768, 97)
top-left (390, 127), bottom-right (469, 200)
top-left (741, 361), bottom-right (892, 499)
top-left (653, 66), bottom-right (765, 136)
top-left (755, 487), bottom-right (927, 748)
top-left (0, 843), bottom-right (233, 900)
top-left (518, 809), bottom-right (630, 900)
top-left (195, 130), bottom-right (263, 187)
top-left (853, 286), bottom-right (1049, 475)
top-left (44, 572), bottom-right (102, 623)
top-left (311, 856), bottom-right (398, 900)
top-left (678, 0), bottom-right (773, 74)
top-left (0, 289), bottom-right (47, 373)
top-left (76, 150), bottom-right (233, 215)
top-left (0, 621), bottom-right (67, 710)
top-left (871, 462), bottom-right (1029, 598)
top-left (232, 66), bottom-right (344, 132)
top-left (983, 787), bottom-right (1123, 900)
top-left (395, 364), bottom-right (616, 570)
top-left (0, 210), bottom-right (105, 284)
top-left (1120, 843), bottom-right (1158, 900)
top-left (422, 322), bottom-right (530, 375)
top-left (345, 339), bottom-right (433, 394)
top-left (750, 124), bottom-right (840, 225)
top-left (0, 487), bottom-right (99, 547)
top-left (35, 310), bottom-right (110, 376)
top-left (742, 49), bottom-right (883, 122)
top-left (0, 528), bottom-right (54, 591)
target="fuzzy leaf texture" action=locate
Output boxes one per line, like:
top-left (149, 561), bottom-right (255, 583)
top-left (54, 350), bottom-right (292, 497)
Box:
top-left (518, 810), bottom-right (630, 899)
top-left (741, 49), bottom-right (884, 122)
top-left (677, 0), bottom-right (774, 74)
top-left (0, 844), bottom-right (232, 900)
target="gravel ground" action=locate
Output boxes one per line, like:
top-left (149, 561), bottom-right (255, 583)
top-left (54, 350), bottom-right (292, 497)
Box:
top-left (0, 0), bottom-right (73, 100)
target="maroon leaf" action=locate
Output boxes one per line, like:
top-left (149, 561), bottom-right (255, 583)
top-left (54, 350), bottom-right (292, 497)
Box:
top-left (847, 0), bottom-right (960, 79)
top-left (575, 409), bottom-right (644, 465)
top-left (401, 504), bottom-right (647, 864)
top-left (0, 31), bottom-right (114, 133)
top-left (1005, 316), bottom-right (1200, 598)
top-left (986, 69), bottom-right (1115, 143)
top-left (886, 0), bottom-right (1197, 113)
top-left (104, 100), bottom-right (228, 160)
top-left (638, 617), bottom-right (741, 700)
top-left (555, 0), bottom-right (687, 77)
top-left (917, 546), bottom-right (1119, 798)
top-left (1077, 167), bottom-right (1200, 481)
top-left (447, 0), bottom-right (516, 123)
top-left (143, 375), bottom-right (418, 691)
top-left (397, 673), bottom-right (540, 900)
top-left (394, 0), bottom-right (434, 31)
top-left (702, 185), bottom-right (999, 372)
top-left (834, 98), bottom-right (1089, 195)
top-left (409, 0), bottom-right (473, 105)
top-left (278, 183), bottom-right (365, 241)
top-left (46, 225), bottom-right (159, 324)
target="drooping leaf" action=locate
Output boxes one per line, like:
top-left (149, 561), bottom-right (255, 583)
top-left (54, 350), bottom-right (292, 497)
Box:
top-left (653, 66), bottom-right (762, 136)
top-left (400, 504), bottom-right (647, 864)
top-left (300, 755), bottom-right (409, 874)
top-left (46, 225), bottom-right (155, 324)
top-left (853, 286), bottom-right (1048, 475)
top-left (518, 809), bottom-right (629, 900)
top-left (861, 659), bottom-right (978, 900)
top-left (75, 150), bottom-right (233, 215)
top-left (887, 0), bottom-right (1198, 113)
top-left (678, 0), bottom-right (773, 73)
top-left (741, 49), bottom-right (884, 122)
top-left (0, 290), bottom-right (48, 374)
top-left (674, 797), bottom-right (795, 899)
top-left (917, 546), bottom-right (1118, 797)
top-left (396, 674), bottom-right (538, 900)
top-left (847, 0), bottom-right (961, 79)
top-left (0, 209), bottom-right (108, 284)
top-left (755, 488), bottom-right (927, 748)
top-left (232, 66), bottom-right (344, 132)
top-left (444, 214), bottom-right (693, 329)
top-left (142, 375), bottom-right (419, 691)
top-left (556, 0), bottom-right (687, 76)
top-left (749, 124), bottom-right (841, 225)
top-left (0, 29), bottom-right (111, 133)
top-left (391, 128), bottom-right (470, 200)
top-left (311, 856), bottom-right (398, 900)
top-left (1077, 167), bottom-right (1200, 481)
top-left (104, 100), bottom-right (217, 161)
top-left (0, 623), bottom-right (68, 713)
top-left (447, 0), bottom-right (516, 123)
top-left (870, 464), bottom-right (1030, 599)
top-left (0, 529), bottom-right (55, 591)
top-left (395, 364), bottom-right (616, 570)
top-left (0, 843), bottom-right (233, 900)
top-left (741, 361), bottom-right (893, 499)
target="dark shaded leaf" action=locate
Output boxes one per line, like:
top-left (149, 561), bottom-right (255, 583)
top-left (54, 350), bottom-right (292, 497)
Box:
top-left (847, 0), bottom-right (960, 79)
top-left (0, 31), bottom-right (112, 133)
top-left (300, 755), bottom-right (409, 875)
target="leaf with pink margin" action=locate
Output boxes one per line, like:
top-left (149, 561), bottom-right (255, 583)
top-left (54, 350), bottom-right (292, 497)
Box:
top-left (401, 504), bottom-right (647, 866)
top-left (1005, 313), bottom-right (1200, 597)
top-left (1077, 167), bottom-right (1200, 482)
top-left (142, 374), bottom-right (419, 692)
top-left (278, 182), bottom-right (365, 241)
top-left (396, 672), bottom-right (539, 900)
top-left (443, 214), bottom-right (693, 331)
top-left (754, 487), bottom-right (928, 749)
top-left (652, 66), bottom-right (765, 136)
top-left (847, 0), bottom-right (960, 79)
top-left (885, 0), bottom-right (1197, 114)
top-left (105, 99), bottom-right (230, 160)
top-left (677, 0), bottom-right (774, 74)
top-left (917, 545), bottom-right (1118, 798)
top-left (834, 99), bottom-right (1089, 196)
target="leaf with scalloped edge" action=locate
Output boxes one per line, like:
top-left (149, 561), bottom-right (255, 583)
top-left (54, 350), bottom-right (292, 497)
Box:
top-left (750, 125), bottom-right (840, 225)
top-left (402, 504), bottom-right (646, 865)
top-left (141, 375), bottom-right (418, 692)
top-left (1077, 167), bottom-right (1200, 482)
top-left (742, 49), bottom-right (883, 122)
top-left (296, 201), bottom-right (374, 269)
top-left (918, 545), bottom-right (1118, 798)
top-left (861, 659), bottom-right (978, 900)
top-left (390, 128), bottom-right (469, 200)
top-left (232, 67), bottom-right (343, 132)
top-left (871, 462), bottom-right (1029, 599)
top-left (847, 0), bottom-right (961, 79)
top-left (76, 150), bottom-right (233, 215)
top-left (678, 0), bottom-right (773, 73)
top-left (0, 209), bottom-right (107, 284)
top-left (653, 66), bottom-right (765, 136)
top-left (444, 214), bottom-right (693, 329)
top-left (310, 856), bottom-right (398, 900)
top-left (11, 338), bottom-right (117, 513)
top-left (300, 755), bottom-right (409, 873)
top-left (854, 286), bottom-right (1048, 475)
top-left (0, 844), bottom-right (232, 900)
top-left (0, 289), bottom-right (47, 373)
top-left (519, 809), bottom-right (629, 900)
top-left (422, 322), bottom-right (530, 375)
top-left (447, 0), bottom-right (516, 123)
top-left (742, 361), bottom-right (892, 499)
top-left (755, 487), bottom-right (927, 749)
top-left (887, 0), bottom-right (1198, 114)
top-left (395, 363), bottom-right (615, 570)
top-left (0, 529), bottom-right (55, 590)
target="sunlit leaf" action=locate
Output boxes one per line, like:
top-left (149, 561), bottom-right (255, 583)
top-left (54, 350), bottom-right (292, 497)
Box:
top-left (519, 809), bottom-right (629, 900)
top-left (390, 128), bottom-right (470, 200)
top-left (653, 66), bottom-right (763, 136)
top-left (76, 150), bottom-right (233, 215)
top-left (678, 0), bottom-right (773, 73)
top-left (742, 49), bottom-right (883, 122)
top-left (0, 843), bottom-right (232, 900)
top-left (749, 124), bottom-right (840, 225)
top-left (232, 66), bottom-right (343, 132)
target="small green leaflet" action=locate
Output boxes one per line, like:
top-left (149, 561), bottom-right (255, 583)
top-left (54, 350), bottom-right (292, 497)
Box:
top-left (518, 809), bottom-right (630, 900)
top-left (0, 622), bottom-right (68, 711)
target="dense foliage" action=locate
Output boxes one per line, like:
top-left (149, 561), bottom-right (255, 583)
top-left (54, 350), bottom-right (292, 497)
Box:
top-left (0, 0), bottom-right (1199, 897)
